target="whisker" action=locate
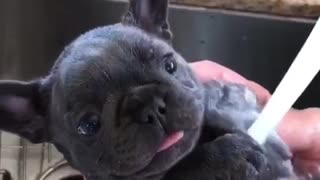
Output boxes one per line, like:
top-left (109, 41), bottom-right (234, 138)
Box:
top-left (96, 126), bottom-right (107, 165)
top-left (96, 150), bottom-right (105, 165)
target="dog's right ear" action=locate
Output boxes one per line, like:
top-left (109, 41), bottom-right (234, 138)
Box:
top-left (0, 80), bottom-right (50, 143)
top-left (122, 0), bottom-right (172, 42)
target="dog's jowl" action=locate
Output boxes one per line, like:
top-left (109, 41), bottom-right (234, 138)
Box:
top-left (0, 0), bottom-right (295, 180)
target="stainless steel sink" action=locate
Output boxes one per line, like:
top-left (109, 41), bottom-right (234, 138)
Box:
top-left (0, 0), bottom-right (318, 179)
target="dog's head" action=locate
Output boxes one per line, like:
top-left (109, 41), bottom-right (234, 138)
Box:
top-left (0, 0), bottom-right (205, 179)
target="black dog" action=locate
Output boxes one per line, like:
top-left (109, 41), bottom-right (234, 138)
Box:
top-left (0, 0), bottom-right (295, 179)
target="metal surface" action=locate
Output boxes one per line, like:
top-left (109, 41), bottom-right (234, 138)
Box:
top-left (36, 160), bottom-right (67, 180)
top-left (0, 0), bottom-right (319, 179)
top-left (36, 160), bottom-right (81, 180)
top-left (0, 0), bottom-right (318, 108)
top-left (0, 169), bottom-right (11, 180)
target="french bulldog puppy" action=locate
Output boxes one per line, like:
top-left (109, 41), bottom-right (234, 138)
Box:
top-left (0, 0), bottom-right (294, 180)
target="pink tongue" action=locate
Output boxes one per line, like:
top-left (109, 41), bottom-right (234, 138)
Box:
top-left (157, 131), bottom-right (184, 152)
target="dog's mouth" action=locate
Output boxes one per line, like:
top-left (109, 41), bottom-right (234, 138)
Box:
top-left (157, 131), bottom-right (184, 153)
top-left (130, 128), bottom-right (200, 178)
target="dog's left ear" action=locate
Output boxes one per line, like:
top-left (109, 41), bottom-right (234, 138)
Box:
top-left (0, 80), bottom-right (50, 143)
top-left (122, 0), bottom-right (172, 42)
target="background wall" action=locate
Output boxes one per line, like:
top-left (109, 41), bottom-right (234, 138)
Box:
top-left (0, 0), bottom-right (318, 179)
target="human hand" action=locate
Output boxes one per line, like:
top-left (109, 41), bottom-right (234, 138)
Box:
top-left (190, 60), bottom-right (320, 177)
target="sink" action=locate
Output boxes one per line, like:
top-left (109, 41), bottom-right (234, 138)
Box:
top-left (0, 0), bottom-right (318, 179)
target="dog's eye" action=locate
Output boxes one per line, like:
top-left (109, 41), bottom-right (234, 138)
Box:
top-left (164, 53), bottom-right (177, 74)
top-left (77, 113), bottom-right (101, 136)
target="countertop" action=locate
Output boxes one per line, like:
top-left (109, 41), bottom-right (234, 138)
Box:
top-left (171, 0), bottom-right (320, 18)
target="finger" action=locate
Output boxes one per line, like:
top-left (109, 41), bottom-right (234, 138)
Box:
top-left (190, 60), bottom-right (247, 84)
top-left (293, 157), bottom-right (320, 178)
top-left (295, 151), bottom-right (320, 163)
top-left (277, 108), bottom-right (320, 153)
top-left (246, 80), bottom-right (271, 106)
top-left (190, 61), bottom-right (270, 104)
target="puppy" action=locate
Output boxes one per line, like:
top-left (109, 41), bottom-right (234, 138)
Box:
top-left (0, 0), bottom-right (294, 179)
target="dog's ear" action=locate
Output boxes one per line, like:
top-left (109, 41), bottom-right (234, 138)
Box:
top-left (122, 0), bottom-right (172, 42)
top-left (0, 80), bottom-right (50, 143)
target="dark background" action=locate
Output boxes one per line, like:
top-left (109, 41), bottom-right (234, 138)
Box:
top-left (0, 0), bottom-right (318, 108)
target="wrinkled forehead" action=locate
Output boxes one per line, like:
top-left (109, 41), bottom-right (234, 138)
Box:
top-left (60, 28), bottom-right (171, 75)
top-left (56, 26), bottom-right (178, 98)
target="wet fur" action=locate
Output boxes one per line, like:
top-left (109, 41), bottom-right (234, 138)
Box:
top-left (0, 0), bottom-right (295, 180)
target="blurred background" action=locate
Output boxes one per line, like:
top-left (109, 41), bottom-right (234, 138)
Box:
top-left (0, 0), bottom-right (319, 179)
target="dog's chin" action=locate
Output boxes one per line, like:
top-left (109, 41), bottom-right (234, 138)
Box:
top-left (96, 127), bottom-right (200, 179)
top-left (131, 127), bottom-right (201, 178)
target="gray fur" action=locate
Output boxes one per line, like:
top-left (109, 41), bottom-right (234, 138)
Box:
top-left (0, 0), bottom-right (295, 180)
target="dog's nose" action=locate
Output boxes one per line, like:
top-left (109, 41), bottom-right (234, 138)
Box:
top-left (121, 84), bottom-right (167, 126)
top-left (141, 95), bottom-right (166, 124)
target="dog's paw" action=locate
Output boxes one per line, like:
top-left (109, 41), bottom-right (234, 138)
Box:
top-left (164, 130), bottom-right (292, 180)
top-left (204, 130), bottom-right (270, 178)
